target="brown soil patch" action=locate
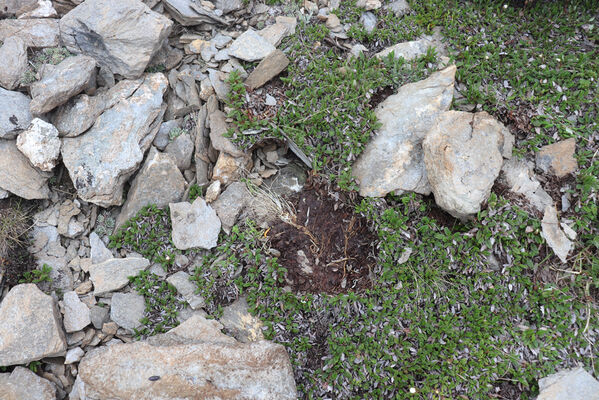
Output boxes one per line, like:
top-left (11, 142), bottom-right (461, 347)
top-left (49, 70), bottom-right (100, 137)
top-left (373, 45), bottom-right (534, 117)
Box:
top-left (267, 178), bottom-right (376, 294)
top-left (244, 76), bottom-right (287, 122)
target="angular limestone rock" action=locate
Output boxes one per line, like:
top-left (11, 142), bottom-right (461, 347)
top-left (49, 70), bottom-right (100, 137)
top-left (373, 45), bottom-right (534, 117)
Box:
top-left (0, 36), bottom-right (28, 90)
top-left (16, 118), bottom-right (61, 172)
top-left (170, 198), bottom-right (221, 250)
top-left (0, 284), bottom-right (67, 366)
top-left (0, 139), bottom-right (49, 199)
top-left (89, 257), bottom-right (150, 296)
top-left (244, 49), bottom-right (290, 90)
top-left (0, 367), bottom-right (56, 400)
top-left (228, 29), bottom-right (275, 62)
top-left (0, 88), bottom-right (33, 139)
top-left (536, 138), bottom-right (577, 177)
top-left (63, 291), bottom-right (91, 333)
top-left (541, 205), bottom-right (572, 263)
top-left (0, 19), bottom-right (59, 47)
top-left (537, 367), bottom-right (599, 400)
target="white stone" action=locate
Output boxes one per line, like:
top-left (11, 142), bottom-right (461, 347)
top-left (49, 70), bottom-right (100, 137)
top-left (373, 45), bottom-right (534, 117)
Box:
top-left (170, 198), bottom-right (221, 250)
top-left (64, 347), bottom-right (85, 364)
top-left (16, 118), bottom-right (61, 172)
top-left (63, 291), bottom-right (91, 333)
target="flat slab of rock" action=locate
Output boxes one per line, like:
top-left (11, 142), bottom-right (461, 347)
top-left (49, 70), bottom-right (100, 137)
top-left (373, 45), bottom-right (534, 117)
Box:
top-left (165, 133), bottom-right (194, 170)
top-left (110, 292), bottom-right (145, 331)
top-left (89, 257), bottom-right (150, 296)
top-left (537, 367), bottom-right (599, 400)
top-left (166, 271), bottom-right (204, 309)
top-left (0, 366), bottom-right (56, 400)
top-left (423, 111), bottom-right (512, 219)
top-left (0, 284), bottom-right (67, 366)
top-left (62, 73), bottom-right (168, 207)
top-left (16, 118), bottom-right (61, 172)
top-left (541, 205), bottom-right (572, 263)
top-left (63, 291), bottom-right (91, 333)
top-left (29, 55), bottom-right (96, 115)
top-left (0, 36), bottom-right (28, 90)
top-left (90, 232), bottom-right (113, 264)
top-left (212, 181), bottom-right (250, 233)
top-left (72, 315), bottom-right (297, 400)
top-left (0, 88), bottom-right (33, 139)
top-left (228, 29), bottom-right (275, 62)
top-left (59, 0), bottom-right (173, 79)
top-left (220, 297), bottom-right (264, 343)
top-left (163, 0), bottom-right (228, 26)
top-left (0, 19), bottom-right (59, 47)
top-left (536, 138), bottom-right (577, 177)
top-left (115, 147), bottom-right (185, 230)
top-left (501, 158), bottom-right (552, 212)
top-left (352, 65), bottom-right (456, 197)
top-left (375, 34), bottom-right (443, 60)
top-left (245, 49), bottom-right (290, 90)
top-left (0, 138), bottom-right (50, 199)
top-left (52, 78), bottom-right (143, 137)
top-left (170, 198), bottom-right (221, 250)
top-left (258, 16), bottom-right (297, 47)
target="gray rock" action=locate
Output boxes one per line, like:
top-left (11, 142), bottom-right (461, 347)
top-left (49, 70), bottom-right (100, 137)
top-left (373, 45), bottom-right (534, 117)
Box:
top-left (61, 73), bottom-right (168, 207)
top-left (0, 138), bottom-right (49, 199)
top-left (59, 0), bottom-right (173, 79)
top-left (360, 12), bottom-right (377, 33)
top-left (266, 162), bottom-right (308, 197)
top-left (352, 65), bottom-right (456, 197)
top-left (228, 29), bottom-right (276, 62)
top-left (194, 105), bottom-right (210, 186)
top-left (216, 0), bottom-right (243, 13)
top-left (166, 271), bottom-right (204, 309)
top-left (16, 118), bottom-right (61, 172)
top-left (163, 0), bottom-right (228, 26)
top-left (244, 49), bottom-right (290, 90)
top-left (52, 78), bottom-right (143, 137)
top-left (89, 305), bottom-right (109, 330)
top-left (0, 366), bottom-right (56, 399)
top-left (64, 347), bottom-right (85, 364)
top-left (541, 205), bottom-right (572, 263)
top-left (0, 36), bottom-right (27, 90)
top-left (536, 138), bottom-right (577, 177)
top-left (72, 315), bottom-right (297, 400)
top-left (109, 292), bottom-right (145, 331)
top-left (19, 0), bottom-right (57, 18)
top-left (89, 257), bottom-right (150, 296)
top-left (0, 284), bottom-right (67, 366)
top-left (170, 198), bottom-right (221, 250)
top-left (0, 188), bottom-right (8, 199)
top-left (29, 55), bottom-right (97, 115)
top-left (204, 180), bottom-right (221, 203)
top-left (220, 297), bottom-right (264, 343)
top-left (209, 108), bottom-right (243, 157)
top-left (208, 68), bottom-right (230, 102)
top-left (211, 33), bottom-right (232, 49)
top-left (115, 147), bottom-right (185, 230)
top-left (258, 17), bottom-right (296, 47)
top-left (0, 0), bottom-right (38, 17)
top-left (0, 88), bottom-right (33, 139)
top-left (375, 35), bottom-right (443, 60)
top-left (165, 133), bottom-right (194, 171)
top-left (386, 0), bottom-right (410, 16)
top-left (63, 291), bottom-right (91, 333)
top-left (153, 119), bottom-right (180, 151)
top-left (423, 111), bottom-right (511, 219)
top-left (537, 367), bottom-right (599, 400)
top-left (89, 232), bottom-right (113, 264)
top-left (211, 181), bottom-right (250, 233)
top-left (501, 158), bottom-right (553, 212)
top-left (28, 225), bottom-right (73, 292)
top-left (0, 19), bottom-right (59, 47)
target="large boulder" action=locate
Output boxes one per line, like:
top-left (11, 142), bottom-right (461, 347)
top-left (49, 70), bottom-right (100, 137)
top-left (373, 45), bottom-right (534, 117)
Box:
top-left (115, 147), bottom-right (186, 230)
top-left (0, 19), bottom-right (59, 47)
top-left (61, 73), bottom-right (168, 207)
top-left (0, 88), bottom-right (33, 139)
top-left (352, 65), bottom-right (456, 197)
top-left (59, 0), bottom-right (173, 79)
top-left (0, 284), bottom-right (67, 366)
top-left (0, 139), bottom-right (50, 199)
top-left (70, 315), bottom-right (297, 399)
top-left (422, 111), bottom-right (513, 219)
top-left (0, 36), bottom-right (28, 90)
top-left (0, 366), bottom-right (56, 400)
top-left (29, 55), bottom-right (97, 115)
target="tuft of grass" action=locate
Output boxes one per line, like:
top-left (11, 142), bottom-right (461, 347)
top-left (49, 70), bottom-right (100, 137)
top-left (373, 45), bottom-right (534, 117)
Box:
top-left (18, 264), bottom-right (52, 284)
top-left (188, 184), bottom-right (203, 202)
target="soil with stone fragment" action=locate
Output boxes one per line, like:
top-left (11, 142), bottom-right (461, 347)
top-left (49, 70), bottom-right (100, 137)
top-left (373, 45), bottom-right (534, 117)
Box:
top-left (268, 177), bottom-right (376, 294)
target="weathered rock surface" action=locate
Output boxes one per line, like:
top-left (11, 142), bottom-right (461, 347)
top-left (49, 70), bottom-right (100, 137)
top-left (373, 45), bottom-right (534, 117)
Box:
top-left (537, 367), bottom-right (599, 400)
top-left (110, 292), bottom-right (146, 331)
top-left (352, 65), bottom-right (456, 197)
top-left (89, 257), bottom-right (150, 296)
top-left (245, 49), bottom-right (290, 90)
top-left (258, 16), bottom-right (296, 47)
top-left (52, 78), bottom-right (143, 137)
top-left (16, 118), bottom-right (61, 172)
top-left (165, 132), bottom-right (194, 170)
top-left (166, 271), bottom-right (205, 310)
top-left (209, 108), bottom-right (243, 157)
top-left (29, 225), bottom-right (72, 291)
top-left (541, 205), bottom-right (572, 263)
top-left (18, 0), bottom-right (57, 18)
top-left (501, 158), bottom-right (553, 212)
top-left (213, 152), bottom-right (250, 185)
top-left (423, 111), bottom-right (512, 219)
top-left (163, 0), bottom-right (228, 26)
top-left (65, 347), bottom-right (85, 364)
top-left (63, 291), bottom-right (91, 333)
top-left (170, 198), bottom-right (221, 250)
top-left (0, 36), bottom-right (28, 90)
top-left (59, 0), bottom-right (173, 79)
top-left (0, 284), bottom-right (67, 366)
top-left (29, 55), bottom-right (97, 115)
top-left (212, 181), bottom-right (250, 233)
top-left (0, 88), bottom-right (33, 139)
top-left (115, 147), bottom-right (185, 230)
top-left (536, 138), bottom-right (577, 177)
top-left (0, 138), bottom-right (50, 199)
top-left (89, 232), bottom-right (112, 264)
top-left (0, 0), bottom-right (38, 17)
top-left (220, 297), bottom-right (264, 343)
top-left (228, 29), bottom-right (275, 62)
top-left (62, 73), bottom-right (168, 207)
top-left (0, 366), bottom-right (56, 400)
top-left (386, 0), bottom-right (410, 16)
top-left (0, 19), bottom-right (59, 47)
top-left (376, 34), bottom-right (444, 60)
top-left (71, 315), bottom-right (297, 400)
